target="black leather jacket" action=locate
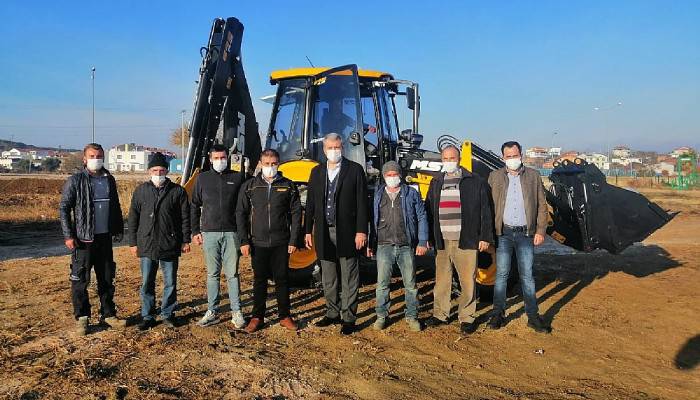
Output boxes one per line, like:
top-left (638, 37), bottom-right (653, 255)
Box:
top-left (59, 168), bottom-right (124, 241)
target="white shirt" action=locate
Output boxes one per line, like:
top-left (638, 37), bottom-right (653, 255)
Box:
top-left (327, 159), bottom-right (342, 182)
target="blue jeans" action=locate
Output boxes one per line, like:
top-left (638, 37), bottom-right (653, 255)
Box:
top-left (493, 227), bottom-right (539, 318)
top-left (140, 257), bottom-right (178, 320)
top-left (375, 244), bottom-right (419, 319)
top-left (202, 231), bottom-right (241, 313)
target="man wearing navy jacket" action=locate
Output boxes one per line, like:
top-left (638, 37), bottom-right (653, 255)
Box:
top-left (367, 161), bottom-right (428, 332)
top-left (304, 133), bottom-right (369, 335)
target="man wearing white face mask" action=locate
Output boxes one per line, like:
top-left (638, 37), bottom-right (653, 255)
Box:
top-left (59, 143), bottom-right (126, 335)
top-left (128, 152), bottom-right (191, 330)
top-left (190, 144), bottom-right (247, 328)
top-left (305, 133), bottom-right (369, 335)
top-left (424, 145), bottom-right (494, 335)
top-left (367, 161), bottom-right (428, 332)
top-left (487, 141), bottom-right (551, 333)
top-left (236, 149), bottom-right (302, 333)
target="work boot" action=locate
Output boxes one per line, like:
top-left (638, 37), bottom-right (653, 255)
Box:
top-left (460, 321), bottom-right (478, 335)
top-left (245, 317), bottom-right (263, 334)
top-left (231, 310), bottom-right (246, 329)
top-left (314, 316), bottom-right (341, 327)
top-left (425, 316), bottom-right (448, 328)
top-left (340, 322), bottom-right (355, 335)
top-left (373, 317), bottom-right (387, 331)
top-left (405, 318), bottom-right (422, 332)
top-left (527, 315), bottom-right (552, 334)
top-left (138, 319), bottom-right (157, 331)
top-left (487, 313), bottom-right (505, 330)
top-left (279, 317), bottom-right (298, 331)
top-left (161, 317), bottom-right (177, 329)
top-left (76, 316), bottom-right (89, 336)
top-left (197, 310), bottom-right (217, 327)
top-left (103, 316), bottom-right (127, 329)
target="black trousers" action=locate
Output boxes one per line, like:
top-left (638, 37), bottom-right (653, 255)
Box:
top-left (251, 245), bottom-right (291, 320)
top-left (70, 233), bottom-right (117, 319)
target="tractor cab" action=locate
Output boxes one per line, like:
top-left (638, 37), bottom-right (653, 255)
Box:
top-left (265, 64), bottom-right (421, 184)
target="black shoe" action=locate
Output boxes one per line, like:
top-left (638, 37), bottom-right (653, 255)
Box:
top-left (138, 319), bottom-right (156, 331)
top-left (527, 315), bottom-right (552, 334)
top-left (425, 317), bottom-right (448, 328)
top-left (315, 316), bottom-right (341, 327)
top-left (340, 322), bottom-right (355, 335)
top-left (487, 313), bottom-right (504, 330)
top-left (162, 317), bottom-right (177, 329)
top-left (460, 321), bottom-right (478, 335)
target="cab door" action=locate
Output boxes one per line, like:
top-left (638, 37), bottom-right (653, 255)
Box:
top-left (309, 64), bottom-right (366, 170)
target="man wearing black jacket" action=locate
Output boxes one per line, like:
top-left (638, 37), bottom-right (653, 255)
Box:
top-left (59, 143), bottom-right (126, 336)
top-left (304, 133), bottom-right (368, 335)
top-left (128, 152), bottom-right (191, 330)
top-left (236, 149), bottom-right (302, 333)
top-left (424, 146), bottom-right (494, 334)
top-left (191, 144), bottom-right (246, 329)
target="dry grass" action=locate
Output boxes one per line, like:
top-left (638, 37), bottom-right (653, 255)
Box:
top-left (0, 177), bottom-right (142, 223)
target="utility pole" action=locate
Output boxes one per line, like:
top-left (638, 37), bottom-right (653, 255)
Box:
top-left (180, 110), bottom-right (187, 164)
top-left (91, 67), bottom-right (96, 143)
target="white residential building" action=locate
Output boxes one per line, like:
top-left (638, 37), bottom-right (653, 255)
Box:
top-left (108, 143), bottom-right (175, 172)
top-left (612, 146), bottom-right (631, 159)
top-left (580, 153), bottom-right (610, 170)
top-left (653, 161), bottom-right (675, 176)
top-left (525, 147), bottom-right (549, 158)
top-left (611, 157), bottom-right (642, 166)
top-left (28, 150), bottom-right (51, 160)
top-left (1, 148), bottom-right (25, 160)
top-left (548, 147), bottom-right (562, 157)
top-left (0, 158), bottom-right (15, 170)
top-left (670, 147), bottom-right (694, 158)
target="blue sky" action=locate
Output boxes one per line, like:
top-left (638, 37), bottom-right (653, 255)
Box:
top-left (1, 1), bottom-right (698, 154)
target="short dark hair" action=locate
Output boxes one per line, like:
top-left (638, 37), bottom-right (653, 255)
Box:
top-left (209, 144), bottom-right (228, 156)
top-left (501, 141), bottom-right (522, 155)
top-left (260, 148), bottom-right (280, 161)
top-left (83, 143), bottom-right (104, 155)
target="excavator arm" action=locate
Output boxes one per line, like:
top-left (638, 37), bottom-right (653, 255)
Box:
top-left (182, 17), bottom-right (261, 186)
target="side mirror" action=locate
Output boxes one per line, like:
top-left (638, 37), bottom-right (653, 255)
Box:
top-left (409, 133), bottom-right (423, 147)
top-left (349, 131), bottom-right (361, 145)
top-left (400, 129), bottom-right (413, 142)
top-left (406, 86), bottom-right (416, 111)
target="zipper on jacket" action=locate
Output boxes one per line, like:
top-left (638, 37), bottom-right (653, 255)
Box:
top-left (267, 181), bottom-right (272, 247)
top-left (218, 173), bottom-right (223, 231)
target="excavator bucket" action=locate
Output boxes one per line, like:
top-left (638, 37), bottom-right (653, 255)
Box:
top-left (546, 160), bottom-right (677, 254)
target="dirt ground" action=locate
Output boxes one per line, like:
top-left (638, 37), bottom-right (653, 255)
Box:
top-left (1, 176), bottom-right (699, 399)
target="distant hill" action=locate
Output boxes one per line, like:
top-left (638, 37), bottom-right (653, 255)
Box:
top-left (0, 139), bottom-right (79, 153)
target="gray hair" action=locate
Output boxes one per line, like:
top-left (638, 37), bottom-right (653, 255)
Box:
top-left (441, 145), bottom-right (460, 156)
top-left (323, 132), bottom-right (343, 144)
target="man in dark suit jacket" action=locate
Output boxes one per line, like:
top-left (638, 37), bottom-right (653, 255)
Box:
top-left (304, 133), bottom-right (368, 335)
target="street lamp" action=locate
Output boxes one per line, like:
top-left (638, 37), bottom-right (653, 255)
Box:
top-left (91, 67), bottom-right (96, 143)
top-left (180, 110), bottom-right (187, 165)
top-left (593, 101), bottom-right (623, 176)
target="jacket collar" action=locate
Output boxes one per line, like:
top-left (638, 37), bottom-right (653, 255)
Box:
top-left (437, 166), bottom-right (472, 184)
top-left (81, 167), bottom-right (110, 177)
top-left (377, 182), bottom-right (406, 194)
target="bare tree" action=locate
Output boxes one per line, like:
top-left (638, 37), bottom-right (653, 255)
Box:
top-left (169, 126), bottom-right (190, 147)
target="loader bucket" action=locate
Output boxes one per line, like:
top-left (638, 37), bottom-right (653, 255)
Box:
top-left (546, 160), bottom-right (676, 254)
